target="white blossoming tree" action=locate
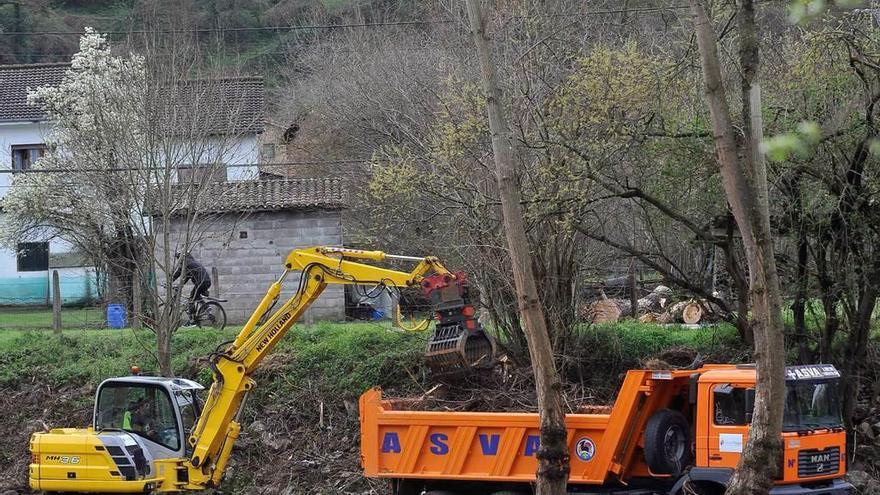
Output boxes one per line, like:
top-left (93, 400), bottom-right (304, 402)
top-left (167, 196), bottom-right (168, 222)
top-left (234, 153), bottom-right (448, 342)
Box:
top-left (1, 29), bottom-right (147, 304)
top-left (2, 29), bottom-right (254, 375)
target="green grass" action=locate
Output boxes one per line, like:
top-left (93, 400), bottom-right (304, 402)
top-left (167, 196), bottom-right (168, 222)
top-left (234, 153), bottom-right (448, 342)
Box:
top-left (0, 319), bottom-right (750, 407)
top-left (568, 321), bottom-right (747, 370)
top-left (0, 322), bottom-right (426, 392)
top-left (587, 321), bottom-right (741, 350)
top-left (0, 306), bottom-right (105, 329)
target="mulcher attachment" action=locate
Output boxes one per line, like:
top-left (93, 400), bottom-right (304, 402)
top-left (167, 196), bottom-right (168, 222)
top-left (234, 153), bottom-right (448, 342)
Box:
top-left (422, 272), bottom-right (497, 374)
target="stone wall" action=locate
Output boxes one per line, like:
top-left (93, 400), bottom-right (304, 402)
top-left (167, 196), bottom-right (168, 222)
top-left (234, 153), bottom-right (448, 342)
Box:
top-left (161, 209), bottom-right (345, 323)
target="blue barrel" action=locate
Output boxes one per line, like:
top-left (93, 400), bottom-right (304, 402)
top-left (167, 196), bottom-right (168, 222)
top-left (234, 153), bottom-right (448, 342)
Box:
top-left (107, 304), bottom-right (127, 329)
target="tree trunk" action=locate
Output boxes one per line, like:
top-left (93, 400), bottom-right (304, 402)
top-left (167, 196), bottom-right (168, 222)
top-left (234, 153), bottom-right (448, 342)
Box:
top-left (783, 170), bottom-right (812, 364)
top-left (722, 213), bottom-right (754, 346)
top-left (689, 1), bottom-right (786, 493)
top-left (628, 259), bottom-right (638, 318)
top-left (157, 329), bottom-right (173, 377)
top-left (792, 220), bottom-right (811, 364)
top-left (814, 237), bottom-right (839, 363)
top-left (465, 1), bottom-right (569, 493)
top-left (842, 281), bottom-right (877, 435)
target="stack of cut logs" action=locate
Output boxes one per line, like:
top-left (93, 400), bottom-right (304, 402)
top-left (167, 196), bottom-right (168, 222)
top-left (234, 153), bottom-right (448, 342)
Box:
top-left (581, 285), bottom-right (710, 325)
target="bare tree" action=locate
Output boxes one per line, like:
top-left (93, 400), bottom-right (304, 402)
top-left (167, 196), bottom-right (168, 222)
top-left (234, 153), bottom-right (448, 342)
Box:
top-left (466, 1), bottom-right (569, 492)
top-left (688, 1), bottom-right (786, 493)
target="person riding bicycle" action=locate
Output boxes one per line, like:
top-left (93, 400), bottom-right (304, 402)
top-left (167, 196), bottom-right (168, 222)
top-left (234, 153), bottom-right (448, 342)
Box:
top-left (172, 252), bottom-right (212, 314)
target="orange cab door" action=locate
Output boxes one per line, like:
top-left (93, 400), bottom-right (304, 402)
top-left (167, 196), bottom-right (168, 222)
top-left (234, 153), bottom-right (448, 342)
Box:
top-left (706, 384), bottom-right (753, 468)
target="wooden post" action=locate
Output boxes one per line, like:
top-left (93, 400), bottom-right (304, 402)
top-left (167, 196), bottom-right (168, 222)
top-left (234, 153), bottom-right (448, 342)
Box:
top-left (52, 270), bottom-right (61, 334)
top-left (465, 1), bottom-right (569, 493)
top-left (212, 266), bottom-right (220, 297)
top-left (132, 269), bottom-right (142, 330)
top-left (628, 259), bottom-right (638, 318)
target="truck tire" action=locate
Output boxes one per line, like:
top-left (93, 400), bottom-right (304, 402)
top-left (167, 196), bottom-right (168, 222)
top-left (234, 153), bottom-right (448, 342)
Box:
top-left (684, 480), bottom-right (725, 495)
top-left (392, 479), bottom-right (424, 495)
top-left (643, 409), bottom-right (693, 475)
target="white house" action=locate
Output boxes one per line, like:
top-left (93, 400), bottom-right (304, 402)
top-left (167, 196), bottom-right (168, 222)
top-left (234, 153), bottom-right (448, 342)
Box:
top-left (0, 63), bottom-right (96, 305)
top-left (0, 64), bottom-right (267, 306)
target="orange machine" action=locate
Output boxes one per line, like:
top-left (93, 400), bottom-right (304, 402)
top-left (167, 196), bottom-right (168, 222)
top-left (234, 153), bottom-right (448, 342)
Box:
top-left (360, 364), bottom-right (852, 495)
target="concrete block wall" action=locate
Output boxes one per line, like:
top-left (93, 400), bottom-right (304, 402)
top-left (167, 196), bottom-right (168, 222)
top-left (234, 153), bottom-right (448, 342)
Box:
top-left (162, 209), bottom-right (344, 323)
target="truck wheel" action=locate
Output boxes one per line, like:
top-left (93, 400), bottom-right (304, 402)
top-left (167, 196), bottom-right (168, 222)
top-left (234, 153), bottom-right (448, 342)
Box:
top-left (644, 409), bottom-right (693, 475)
top-left (684, 480), bottom-right (725, 495)
top-left (392, 479), bottom-right (424, 495)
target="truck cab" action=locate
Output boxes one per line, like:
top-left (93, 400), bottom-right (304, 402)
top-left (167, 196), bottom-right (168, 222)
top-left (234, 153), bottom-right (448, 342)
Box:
top-left (30, 375), bottom-right (204, 493)
top-left (688, 364), bottom-right (849, 494)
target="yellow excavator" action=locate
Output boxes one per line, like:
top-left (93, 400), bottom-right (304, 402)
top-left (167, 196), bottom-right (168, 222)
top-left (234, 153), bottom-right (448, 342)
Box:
top-left (28, 246), bottom-right (496, 493)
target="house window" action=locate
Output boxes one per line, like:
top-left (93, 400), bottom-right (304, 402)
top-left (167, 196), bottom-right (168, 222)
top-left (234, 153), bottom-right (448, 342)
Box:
top-left (178, 164), bottom-right (225, 184)
top-left (11, 144), bottom-right (47, 171)
top-left (17, 242), bottom-right (49, 272)
top-left (260, 143), bottom-right (276, 163)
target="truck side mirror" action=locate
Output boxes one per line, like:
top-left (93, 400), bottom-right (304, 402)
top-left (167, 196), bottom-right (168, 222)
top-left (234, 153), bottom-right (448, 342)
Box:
top-left (689, 373), bottom-right (700, 405)
top-left (745, 388), bottom-right (755, 423)
top-left (715, 384), bottom-right (733, 395)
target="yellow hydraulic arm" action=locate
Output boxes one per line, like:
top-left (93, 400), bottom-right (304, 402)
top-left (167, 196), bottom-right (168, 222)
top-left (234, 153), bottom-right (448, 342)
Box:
top-left (184, 246), bottom-right (458, 489)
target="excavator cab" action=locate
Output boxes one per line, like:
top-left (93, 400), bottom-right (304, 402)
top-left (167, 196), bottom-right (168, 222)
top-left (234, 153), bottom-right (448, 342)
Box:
top-left (92, 377), bottom-right (204, 468)
top-left (29, 376), bottom-right (204, 493)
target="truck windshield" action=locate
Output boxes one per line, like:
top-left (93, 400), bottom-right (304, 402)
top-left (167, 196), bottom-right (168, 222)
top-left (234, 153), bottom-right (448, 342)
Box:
top-left (783, 380), bottom-right (843, 431)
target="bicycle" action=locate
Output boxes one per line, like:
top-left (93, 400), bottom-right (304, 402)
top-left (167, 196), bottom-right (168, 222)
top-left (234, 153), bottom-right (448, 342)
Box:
top-left (156, 286), bottom-right (228, 331)
top-left (181, 293), bottom-right (227, 331)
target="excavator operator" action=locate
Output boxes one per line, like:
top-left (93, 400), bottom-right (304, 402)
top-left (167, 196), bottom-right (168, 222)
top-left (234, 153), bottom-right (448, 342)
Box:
top-left (123, 397), bottom-right (151, 434)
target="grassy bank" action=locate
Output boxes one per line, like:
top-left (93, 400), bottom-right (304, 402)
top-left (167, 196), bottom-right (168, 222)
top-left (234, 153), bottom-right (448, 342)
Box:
top-left (0, 322), bottom-right (428, 388)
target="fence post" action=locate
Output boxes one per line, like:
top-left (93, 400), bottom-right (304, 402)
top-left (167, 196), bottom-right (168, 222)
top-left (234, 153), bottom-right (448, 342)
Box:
top-left (628, 259), bottom-right (638, 318)
top-left (132, 269), bottom-right (142, 330)
top-left (212, 266), bottom-right (220, 297)
top-left (52, 270), bottom-right (61, 334)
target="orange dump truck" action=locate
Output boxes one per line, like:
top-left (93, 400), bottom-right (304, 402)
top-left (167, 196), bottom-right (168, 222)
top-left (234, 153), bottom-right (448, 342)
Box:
top-left (360, 364), bottom-right (852, 495)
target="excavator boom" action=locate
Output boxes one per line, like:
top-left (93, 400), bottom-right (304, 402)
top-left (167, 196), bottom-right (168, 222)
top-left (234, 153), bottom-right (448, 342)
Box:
top-left (185, 246), bottom-right (495, 489)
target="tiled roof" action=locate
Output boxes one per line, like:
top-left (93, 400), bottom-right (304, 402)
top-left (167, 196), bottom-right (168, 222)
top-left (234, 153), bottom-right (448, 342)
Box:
top-left (161, 77), bottom-right (265, 135)
top-left (0, 63), bottom-right (264, 134)
top-left (165, 178), bottom-right (346, 214)
top-left (0, 63), bottom-right (68, 122)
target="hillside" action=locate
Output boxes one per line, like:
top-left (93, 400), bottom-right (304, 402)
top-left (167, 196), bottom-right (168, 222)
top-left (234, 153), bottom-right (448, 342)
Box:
top-left (0, 0), bottom-right (430, 74)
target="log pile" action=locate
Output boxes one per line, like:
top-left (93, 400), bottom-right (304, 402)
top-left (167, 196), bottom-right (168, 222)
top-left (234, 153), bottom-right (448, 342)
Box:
top-left (581, 284), bottom-right (722, 326)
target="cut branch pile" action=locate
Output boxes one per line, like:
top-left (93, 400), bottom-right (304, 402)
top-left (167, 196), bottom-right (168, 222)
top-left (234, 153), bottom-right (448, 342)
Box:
top-left (384, 366), bottom-right (608, 413)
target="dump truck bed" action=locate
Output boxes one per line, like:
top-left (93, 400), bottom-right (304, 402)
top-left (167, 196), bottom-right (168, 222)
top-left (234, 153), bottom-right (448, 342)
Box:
top-left (359, 368), bottom-right (700, 485)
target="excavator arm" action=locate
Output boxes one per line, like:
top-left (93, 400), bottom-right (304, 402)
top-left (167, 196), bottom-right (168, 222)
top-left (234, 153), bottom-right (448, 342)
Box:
top-left (184, 247), bottom-right (494, 489)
